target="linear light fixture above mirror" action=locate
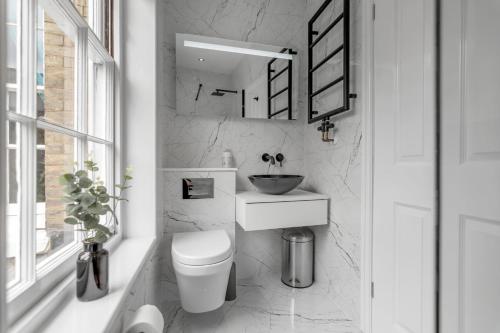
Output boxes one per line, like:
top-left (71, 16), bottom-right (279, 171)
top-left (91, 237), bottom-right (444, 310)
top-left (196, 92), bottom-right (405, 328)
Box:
top-left (184, 40), bottom-right (293, 60)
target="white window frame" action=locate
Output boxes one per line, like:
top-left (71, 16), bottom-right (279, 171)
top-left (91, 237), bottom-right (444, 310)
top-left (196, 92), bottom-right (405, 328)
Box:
top-left (5, 0), bottom-right (117, 325)
top-left (1, 1), bottom-right (7, 330)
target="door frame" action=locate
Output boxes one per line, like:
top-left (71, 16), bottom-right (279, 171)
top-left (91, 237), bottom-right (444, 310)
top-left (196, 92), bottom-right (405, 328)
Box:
top-left (359, 0), bottom-right (375, 332)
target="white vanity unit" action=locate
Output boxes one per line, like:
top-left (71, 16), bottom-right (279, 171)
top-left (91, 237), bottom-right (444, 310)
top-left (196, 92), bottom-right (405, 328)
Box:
top-left (236, 190), bottom-right (328, 231)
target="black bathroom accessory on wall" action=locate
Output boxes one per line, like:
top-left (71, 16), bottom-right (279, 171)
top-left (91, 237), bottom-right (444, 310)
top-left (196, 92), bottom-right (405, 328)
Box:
top-left (308, 0), bottom-right (357, 124)
top-left (195, 83), bottom-right (202, 101)
top-left (267, 48), bottom-right (297, 120)
top-left (182, 178), bottom-right (214, 199)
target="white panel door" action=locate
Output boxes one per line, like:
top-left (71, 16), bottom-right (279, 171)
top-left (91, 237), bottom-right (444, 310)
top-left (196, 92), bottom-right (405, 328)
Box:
top-left (441, 0), bottom-right (500, 332)
top-left (372, 0), bottom-right (436, 332)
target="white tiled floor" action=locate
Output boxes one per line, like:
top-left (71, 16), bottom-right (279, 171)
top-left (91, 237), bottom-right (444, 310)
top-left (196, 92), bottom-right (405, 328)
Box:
top-left (162, 271), bottom-right (359, 333)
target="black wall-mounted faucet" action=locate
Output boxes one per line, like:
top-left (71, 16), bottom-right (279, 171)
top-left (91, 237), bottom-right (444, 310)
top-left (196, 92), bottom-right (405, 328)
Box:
top-left (276, 153), bottom-right (284, 167)
top-left (262, 153), bottom-right (285, 167)
top-left (262, 153), bottom-right (275, 165)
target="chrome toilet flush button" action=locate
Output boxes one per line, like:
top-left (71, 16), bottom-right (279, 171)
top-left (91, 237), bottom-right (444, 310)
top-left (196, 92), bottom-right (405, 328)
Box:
top-left (182, 178), bottom-right (214, 199)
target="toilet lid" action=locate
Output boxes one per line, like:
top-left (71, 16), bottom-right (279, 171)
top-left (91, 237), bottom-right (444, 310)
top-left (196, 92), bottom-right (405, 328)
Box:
top-left (172, 230), bottom-right (232, 266)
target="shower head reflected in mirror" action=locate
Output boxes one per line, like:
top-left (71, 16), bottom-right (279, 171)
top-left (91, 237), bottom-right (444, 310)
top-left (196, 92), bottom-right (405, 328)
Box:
top-left (211, 89), bottom-right (238, 96)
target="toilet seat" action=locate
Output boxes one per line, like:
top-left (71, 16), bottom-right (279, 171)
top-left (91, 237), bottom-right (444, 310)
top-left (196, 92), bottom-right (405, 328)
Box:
top-left (172, 230), bottom-right (232, 266)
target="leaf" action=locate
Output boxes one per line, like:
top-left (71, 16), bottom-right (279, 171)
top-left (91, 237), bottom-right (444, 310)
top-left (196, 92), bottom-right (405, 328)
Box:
top-left (82, 215), bottom-right (99, 229)
top-left (96, 186), bottom-right (107, 194)
top-left (65, 204), bottom-right (76, 215)
top-left (98, 193), bottom-right (110, 203)
top-left (64, 183), bottom-right (80, 194)
top-left (87, 203), bottom-right (103, 215)
top-left (93, 230), bottom-right (108, 243)
top-left (75, 170), bottom-right (88, 178)
top-left (125, 166), bottom-right (133, 176)
top-left (78, 193), bottom-right (96, 208)
top-left (104, 204), bottom-right (116, 216)
top-left (64, 217), bottom-right (79, 225)
top-left (84, 160), bottom-right (96, 169)
top-left (69, 192), bottom-right (82, 200)
top-left (59, 173), bottom-right (75, 185)
top-left (78, 177), bottom-right (93, 188)
top-left (94, 224), bottom-right (112, 236)
top-left (62, 195), bottom-right (75, 203)
top-left (84, 162), bottom-right (98, 172)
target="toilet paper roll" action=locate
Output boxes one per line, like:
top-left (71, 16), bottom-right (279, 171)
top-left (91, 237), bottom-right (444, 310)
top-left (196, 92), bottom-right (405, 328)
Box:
top-left (124, 304), bottom-right (164, 333)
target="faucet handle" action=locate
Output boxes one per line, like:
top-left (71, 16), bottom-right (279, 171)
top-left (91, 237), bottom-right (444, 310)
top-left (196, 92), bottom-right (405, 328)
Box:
top-left (276, 153), bottom-right (284, 167)
top-left (262, 153), bottom-right (272, 162)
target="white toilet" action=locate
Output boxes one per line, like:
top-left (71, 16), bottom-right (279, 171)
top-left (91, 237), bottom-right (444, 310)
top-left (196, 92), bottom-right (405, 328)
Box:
top-left (172, 229), bottom-right (233, 313)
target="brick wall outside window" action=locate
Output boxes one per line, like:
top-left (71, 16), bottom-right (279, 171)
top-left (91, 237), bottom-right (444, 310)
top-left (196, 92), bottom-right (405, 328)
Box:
top-left (42, 0), bottom-right (87, 240)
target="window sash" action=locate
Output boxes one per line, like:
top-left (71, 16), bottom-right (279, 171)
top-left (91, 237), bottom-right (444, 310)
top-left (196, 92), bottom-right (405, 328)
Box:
top-left (5, 0), bottom-right (116, 325)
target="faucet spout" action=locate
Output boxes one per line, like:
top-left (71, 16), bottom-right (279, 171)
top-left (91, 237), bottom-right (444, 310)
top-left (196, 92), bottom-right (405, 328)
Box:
top-left (262, 153), bottom-right (275, 165)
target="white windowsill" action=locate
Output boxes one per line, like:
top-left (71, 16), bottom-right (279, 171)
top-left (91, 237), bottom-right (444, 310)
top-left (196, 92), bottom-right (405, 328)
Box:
top-left (10, 237), bottom-right (157, 333)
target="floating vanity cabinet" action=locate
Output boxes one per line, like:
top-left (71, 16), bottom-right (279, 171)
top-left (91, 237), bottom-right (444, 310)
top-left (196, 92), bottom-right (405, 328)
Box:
top-left (236, 190), bottom-right (328, 231)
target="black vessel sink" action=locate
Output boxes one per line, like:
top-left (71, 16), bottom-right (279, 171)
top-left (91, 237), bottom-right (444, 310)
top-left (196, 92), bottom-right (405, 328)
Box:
top-left (248, 175), bottom-right (304, 195)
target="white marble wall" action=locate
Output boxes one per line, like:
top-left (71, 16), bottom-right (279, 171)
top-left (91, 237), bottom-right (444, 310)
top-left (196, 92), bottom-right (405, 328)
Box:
top-left (160, 169), bottom-right (236, 241)
top-left (157, 0), bottom-right (363, 331)
top-left (158, 0), bottom-right (306, 191)
top-left (176, 67), bottom-right (237, 117)
top-left (303, 0), bottom-right (363, 326)
top-left (159, 169), bottom-right (237, 319)
top-left (107, 244), bottom-right (162, 332)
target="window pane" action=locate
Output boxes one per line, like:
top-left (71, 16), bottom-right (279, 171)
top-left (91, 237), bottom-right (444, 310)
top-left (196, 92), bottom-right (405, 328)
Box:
top-left (72, 0), bottom-right (89, 21)
top-left (6, 0), bottom-right (18, 85)
top-left (37, 90), bottom-right (46, 144)
top-left (88, 141), bottom-right (108, 185)
top-left (7, 90), bottom-right (16, 114)
top-left (37, 149), bottom-right (46, 203)
top-left (37, 7), bottom-right (76, 130)
top-left (88, 60), bottom-right (107, 139)
top-left (6, 121), bottom-right (20, 285)
top-left (36, 130), bottom-right (77, 265)
top-left (8, 121), bottom-right (16, 145)
top-left (36, 42), bottom-right (44, 87)
top-left (7, 0), bottom-right (17, 23)
top-left (88, 142), bottom-right (112, 230)
top-left (6, 26), bottom-right (17, 85)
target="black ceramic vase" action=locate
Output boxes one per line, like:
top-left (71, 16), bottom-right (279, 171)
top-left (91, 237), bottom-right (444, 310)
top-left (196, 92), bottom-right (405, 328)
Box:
top-left (76, 242), bottom-right (109, 301)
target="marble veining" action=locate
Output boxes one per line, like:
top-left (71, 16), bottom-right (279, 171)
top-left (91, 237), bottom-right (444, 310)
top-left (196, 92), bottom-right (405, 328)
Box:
top-left (303, 0), bottom-right (363, 323)
top-left (157, 169), bottom-right (237, 321)
top-left (162, 279), bottom-right (360, 333)
top-left (159, 0), bottom-right (306, 191)
top-left (157, 0), bottom-right (363, 331)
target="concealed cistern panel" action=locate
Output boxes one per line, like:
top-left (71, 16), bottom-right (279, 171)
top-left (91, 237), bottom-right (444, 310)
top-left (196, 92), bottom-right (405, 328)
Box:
top-left (182, 178), bottom-right (214, 199)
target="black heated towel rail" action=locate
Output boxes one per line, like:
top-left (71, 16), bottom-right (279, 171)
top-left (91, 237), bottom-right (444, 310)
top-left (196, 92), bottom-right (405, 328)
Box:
top-left (267, 48), bottom-right (296, 120)
top-left (308, 0), bottom-right (356, 124)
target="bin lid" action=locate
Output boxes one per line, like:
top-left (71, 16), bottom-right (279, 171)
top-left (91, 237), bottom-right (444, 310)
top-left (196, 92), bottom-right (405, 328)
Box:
top-left (281, 227), bottom-right (314, 243)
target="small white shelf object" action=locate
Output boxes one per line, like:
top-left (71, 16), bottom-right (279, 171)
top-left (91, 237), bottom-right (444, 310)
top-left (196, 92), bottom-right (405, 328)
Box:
top-left (236, 190), bottom-right (328, 231)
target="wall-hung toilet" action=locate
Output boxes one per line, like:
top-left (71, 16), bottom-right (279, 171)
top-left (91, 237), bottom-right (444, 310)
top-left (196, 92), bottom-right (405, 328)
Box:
top-left (172, 229), bottom-right (233, 313)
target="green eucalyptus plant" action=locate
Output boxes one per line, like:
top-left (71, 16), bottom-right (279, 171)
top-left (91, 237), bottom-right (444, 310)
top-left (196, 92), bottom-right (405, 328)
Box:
top-left (60, 161), bottom-right (132, 244)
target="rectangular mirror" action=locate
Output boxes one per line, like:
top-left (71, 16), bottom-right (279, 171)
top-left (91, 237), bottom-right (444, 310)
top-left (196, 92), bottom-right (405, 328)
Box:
top-left (176, 33), bottom-right (299, 120)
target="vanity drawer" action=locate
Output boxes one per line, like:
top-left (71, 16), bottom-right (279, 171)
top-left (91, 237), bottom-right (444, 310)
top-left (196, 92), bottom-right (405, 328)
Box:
top-left (236, 197), bottom-right (328, 231)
